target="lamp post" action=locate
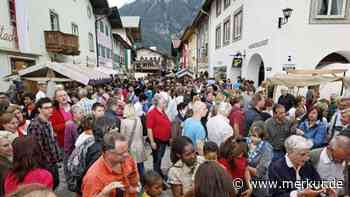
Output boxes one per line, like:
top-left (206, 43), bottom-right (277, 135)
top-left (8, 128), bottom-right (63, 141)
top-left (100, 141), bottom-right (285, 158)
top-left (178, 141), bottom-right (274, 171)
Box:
top-left (278, 8), bottom-right (293, 28)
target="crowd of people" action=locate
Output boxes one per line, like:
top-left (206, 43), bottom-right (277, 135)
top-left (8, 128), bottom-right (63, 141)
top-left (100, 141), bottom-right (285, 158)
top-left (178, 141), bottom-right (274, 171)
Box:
top-left (0, 76), bottom-right (349, 197)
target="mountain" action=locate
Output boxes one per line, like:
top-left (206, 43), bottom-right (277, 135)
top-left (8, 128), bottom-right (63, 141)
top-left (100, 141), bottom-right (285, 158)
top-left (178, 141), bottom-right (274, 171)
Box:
top-left (120, 0), bottom-right (203, 54)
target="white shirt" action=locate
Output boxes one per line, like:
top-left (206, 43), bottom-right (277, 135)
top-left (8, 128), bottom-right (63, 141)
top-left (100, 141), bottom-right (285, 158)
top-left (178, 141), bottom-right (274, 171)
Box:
top-left (134, 102), bottom-right (144, 117)
top-left (316, 148), bottom-right (345, 195)
top-left (35, 90), bottom-right (46, 102)
top-left (206, 114), bottom-right (233, 146)
top-left (285, 154), bottom-right (301, 197)
top-left (75, 133), bottom-right (93, 147)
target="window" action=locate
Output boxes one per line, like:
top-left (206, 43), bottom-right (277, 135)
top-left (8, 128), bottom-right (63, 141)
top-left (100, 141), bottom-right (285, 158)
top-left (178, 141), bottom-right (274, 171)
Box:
top-left (316, 0), bottom-right (347, 17)
top-left (216, 0), bottom-right (222, 16)
top-left (88, 33), bottom-right (94, 52)
top-left (71, 23), bottom-right (79, 35)
top-left (87, 6), bottom-right (92, 18)
top-left (101, 45), bottom-right (106, 58)
top-left (100, 21), bottom-right (104, 33)
top-left (105, 25), bottom-right (109, 36)
top-left (233, 8), bottom-right (243, 41)
top-left (215, 25), bottom-right (221, 49)
top-left (50, 10), bottom-right (60, 31)
top-left (224, 0), bottom-right (230, 9)
top-left (223, 17), bottom-right (231, 45)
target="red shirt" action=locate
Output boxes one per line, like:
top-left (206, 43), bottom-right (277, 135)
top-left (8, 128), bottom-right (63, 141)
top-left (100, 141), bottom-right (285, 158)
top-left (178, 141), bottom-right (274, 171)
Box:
top-left (147, 107), bottom-right (171, 142)
top-left (219, 157), bottom-right (248, 180)
top-left (4, 168), bottom-right (53, 195)
top-left (50, 108), bottom-right (72, 147)
top-left (228, 107), bottom-right (245, 136)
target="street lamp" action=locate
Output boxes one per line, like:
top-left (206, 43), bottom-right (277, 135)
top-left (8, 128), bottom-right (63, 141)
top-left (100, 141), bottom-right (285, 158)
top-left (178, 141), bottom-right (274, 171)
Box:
top-left (278, 8), bottom-right (293, 28)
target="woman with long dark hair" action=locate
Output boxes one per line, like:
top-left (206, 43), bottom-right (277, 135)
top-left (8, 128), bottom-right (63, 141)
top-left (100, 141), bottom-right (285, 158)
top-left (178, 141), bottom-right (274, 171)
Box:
top-left (4, 136), bottom-right (53, 195)
top-left (298, 106), bottom-right (327, 148)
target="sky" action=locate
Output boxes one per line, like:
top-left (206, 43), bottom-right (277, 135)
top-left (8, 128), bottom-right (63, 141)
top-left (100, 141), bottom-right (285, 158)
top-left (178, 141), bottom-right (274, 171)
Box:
top-left (108, 0), bottom-right (136, 8)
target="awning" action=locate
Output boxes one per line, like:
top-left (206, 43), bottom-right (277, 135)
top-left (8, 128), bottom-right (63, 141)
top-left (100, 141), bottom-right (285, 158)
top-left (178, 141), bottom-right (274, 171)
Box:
top-left (97, 66), bottom-right (120, 75)
top-left (176, 69), bottom-right (194, 78)
top-left (18, 62), bottom-right (111, 85)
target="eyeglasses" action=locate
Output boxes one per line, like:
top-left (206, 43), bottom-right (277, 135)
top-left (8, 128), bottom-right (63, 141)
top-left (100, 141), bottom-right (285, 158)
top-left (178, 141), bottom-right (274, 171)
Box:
top-left (41, 106), bottom-right (53, 110)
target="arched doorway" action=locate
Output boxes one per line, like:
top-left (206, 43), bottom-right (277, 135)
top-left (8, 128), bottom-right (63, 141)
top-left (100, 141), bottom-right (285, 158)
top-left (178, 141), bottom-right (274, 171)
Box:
top-left (316, 52), bottom-right (350, 68)
top-left (247, 53), bottom-right (265, 86)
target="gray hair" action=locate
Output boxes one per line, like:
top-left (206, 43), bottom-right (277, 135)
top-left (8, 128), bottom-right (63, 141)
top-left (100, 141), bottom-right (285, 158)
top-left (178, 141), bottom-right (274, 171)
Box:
top-left (71, 105), bottom-right (83, 115)
top-left (217, 102), bottom-right (232, 117)
top-left (284, 135), bottom-right (313, 153)
top-left (192, 101), bottom-right (206, 114)
top-left (102, 131), bottom-right (128, 152)
top-left (78, 88), bottom-right (88, 99)
top-left (152, 93), bottom-right (168, 108)
top-left (329, 135), bottom-right (350, 150)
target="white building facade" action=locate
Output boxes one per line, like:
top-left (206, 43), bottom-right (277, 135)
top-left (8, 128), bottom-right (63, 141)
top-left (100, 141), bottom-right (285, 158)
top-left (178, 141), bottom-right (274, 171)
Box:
top-left (0, 0), bottom-right (99, 91)
top-left (206, 0), bottom-right (350, 86)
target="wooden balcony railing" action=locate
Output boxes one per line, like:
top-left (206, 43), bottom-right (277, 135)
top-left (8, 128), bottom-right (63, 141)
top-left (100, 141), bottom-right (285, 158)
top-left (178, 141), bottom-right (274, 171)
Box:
top-left (44, 31), bottom-right (80, 56)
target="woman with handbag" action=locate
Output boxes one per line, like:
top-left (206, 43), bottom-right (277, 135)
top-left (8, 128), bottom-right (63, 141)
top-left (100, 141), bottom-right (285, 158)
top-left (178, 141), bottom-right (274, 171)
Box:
top-left (120, 104), bottom-right (146, 182)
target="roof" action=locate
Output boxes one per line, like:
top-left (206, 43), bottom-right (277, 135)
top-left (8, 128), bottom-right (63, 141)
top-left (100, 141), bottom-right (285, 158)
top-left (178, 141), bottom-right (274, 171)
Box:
top-left (108, 7), bottom-right (123, 28)
top-left (121, 16), bottom-right (142, 42)
top-left (18, 62), bottom-right (111, 85)
top-left (171, 40), bottom-right (181, 49)
top-left (137, 47), bottom-right (167, 57)
top-left (121, 16), bottom-right (140, 28)
top-left (176, 68), bottom-right (194, 78)
top-left (113, 33), bottom-right (132, 49)
top-left (89, 0), bottom-right (109, 12)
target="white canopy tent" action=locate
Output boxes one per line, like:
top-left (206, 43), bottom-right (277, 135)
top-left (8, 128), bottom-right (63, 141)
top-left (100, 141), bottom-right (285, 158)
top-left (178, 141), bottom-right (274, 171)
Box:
top-left (18, 62), bottom-right (112, 85)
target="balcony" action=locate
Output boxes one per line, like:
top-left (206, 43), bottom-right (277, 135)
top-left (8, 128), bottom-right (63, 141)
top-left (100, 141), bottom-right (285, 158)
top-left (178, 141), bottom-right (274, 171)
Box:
top-left (44, 31), bottom-right (80, 56)
top-left (134, 60), bottom-right (161, 73)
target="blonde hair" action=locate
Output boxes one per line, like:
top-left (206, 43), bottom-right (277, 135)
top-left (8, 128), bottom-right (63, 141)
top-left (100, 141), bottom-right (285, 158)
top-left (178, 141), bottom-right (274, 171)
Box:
top-left (123, 104), bottom-right (136, 119)
top-left (6, 104), bottom-right (21, 113)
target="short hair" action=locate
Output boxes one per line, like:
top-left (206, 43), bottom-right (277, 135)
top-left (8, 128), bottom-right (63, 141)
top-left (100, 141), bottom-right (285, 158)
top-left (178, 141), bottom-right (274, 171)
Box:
top-left (217, 102), bottom-right (232, 117)
top-left (229, 96), bottom-right (241, 106)
top-left (329, 134), bottom-right (350, 150)
top-left (192, 101), bottom-right (206, 114)
top-left (0, 112), bottom-right (16, 128)
top-left (284, 135), bottom-right (313, 153)
top-left (78, 88), bottom-right (88, 99)
top-left (35, 97), bottom-right (52, 109)
top-left (6, 104), bottom-right (21, 113)
top-left (144, 170), bottom-right (163, 187)
top-left (123, 104), bottom-right (136, 119)
top-left (249, 121), bottom-right (269, 140)
top-left (203, 141), bottom-right (219, 155)
top-left (71, 105), bottom-right (83, 115)
top-left (93, 116), bottom-right (118, 143)
top-left (106, 97), bottom-right (119, 111)
top-left (80, 115), bottom-right (94, 131)
top-left (92, 102), bottom-right (104, 111)
top-left (170, 136), bottom-right (193, 164)
top-left (0, 100), bottom-right (10, 114)
top-left (272, 104), bottom-right (285, 113)
top-left (23, 92), bottom-right (35, 100)
top-left (177, 102), bottom-right (187, 111)
top-left (251, 94), bottom-right (264, 106)
top-left (102, 131), bottom-right (127, 152)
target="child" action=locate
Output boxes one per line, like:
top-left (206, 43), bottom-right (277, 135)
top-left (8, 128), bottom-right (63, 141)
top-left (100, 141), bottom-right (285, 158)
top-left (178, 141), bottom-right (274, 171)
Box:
top-left (142, 170), bottom-right (163, 197)
top-left (203, 141), bottom-right (219, 161)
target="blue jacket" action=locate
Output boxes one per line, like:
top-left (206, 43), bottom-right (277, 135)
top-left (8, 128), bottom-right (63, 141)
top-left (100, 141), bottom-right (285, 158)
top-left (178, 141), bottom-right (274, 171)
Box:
top-left (298, 120), bottom-right (327, 148)
top-left (268, 156), bottom-right (321, 197)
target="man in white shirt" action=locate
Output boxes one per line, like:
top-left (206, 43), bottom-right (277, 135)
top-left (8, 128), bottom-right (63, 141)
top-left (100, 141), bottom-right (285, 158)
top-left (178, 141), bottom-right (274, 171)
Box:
top-left (206, 102), bottom-right (233, 146)
top-left (310, 133), bottom-right (350, 196)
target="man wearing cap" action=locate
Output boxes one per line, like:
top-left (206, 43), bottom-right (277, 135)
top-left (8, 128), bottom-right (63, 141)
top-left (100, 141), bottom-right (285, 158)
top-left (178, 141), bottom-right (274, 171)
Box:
top-left (35, 81), bottom-right (47, 102)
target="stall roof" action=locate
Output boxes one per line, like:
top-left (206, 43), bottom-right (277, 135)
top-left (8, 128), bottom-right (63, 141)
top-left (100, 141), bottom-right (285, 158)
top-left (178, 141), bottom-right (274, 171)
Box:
top-left (176, 69), bottom-right (194, 78)
top-left (18, 62), bottom-right (111, 85)
top-left (287, 69), bottom-right (347, 75)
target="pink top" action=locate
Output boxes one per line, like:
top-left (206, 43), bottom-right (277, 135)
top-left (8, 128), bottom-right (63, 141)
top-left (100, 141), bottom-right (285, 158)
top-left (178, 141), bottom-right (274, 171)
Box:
top-left (60, 107), bottom-right (73, 121)
top-left (4, 168), bottom-right (54, 195)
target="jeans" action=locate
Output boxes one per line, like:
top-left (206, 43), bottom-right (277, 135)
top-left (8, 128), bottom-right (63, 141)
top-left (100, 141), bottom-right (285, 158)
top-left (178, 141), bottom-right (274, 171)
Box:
top-left (272, 150), bottom-right (285, 162)
top-left (152, 139), bottom-right (167, 179)
top-left (137, 162), bottom-right (145, 185)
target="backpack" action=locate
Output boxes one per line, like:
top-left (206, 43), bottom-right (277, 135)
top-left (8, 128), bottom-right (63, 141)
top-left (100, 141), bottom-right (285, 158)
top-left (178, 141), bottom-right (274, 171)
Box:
top-left (66, 136), bottom-right (95, 193)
